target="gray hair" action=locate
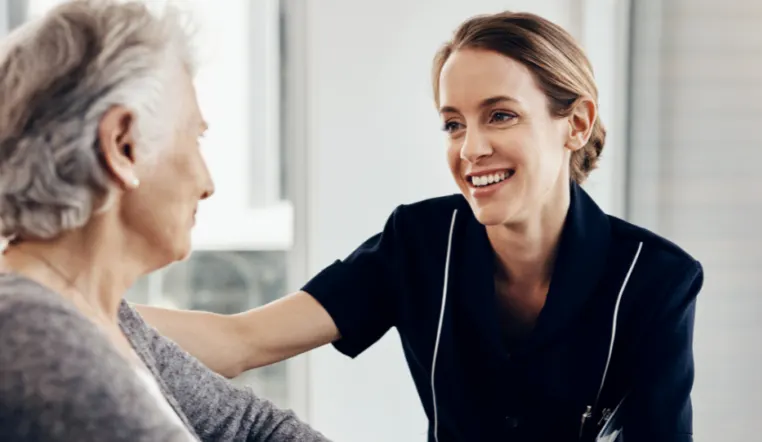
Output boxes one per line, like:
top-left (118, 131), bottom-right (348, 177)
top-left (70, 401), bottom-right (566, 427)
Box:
top-left (0, 0), bottom-right (196, 241)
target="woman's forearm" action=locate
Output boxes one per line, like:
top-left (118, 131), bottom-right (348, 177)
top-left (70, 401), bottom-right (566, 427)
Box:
top-left (232, 291), bottom-right (340, 369)
top-left (135, 305), bottom-right (250, 378)
top-left (135, 291), bottom-right (339, 377)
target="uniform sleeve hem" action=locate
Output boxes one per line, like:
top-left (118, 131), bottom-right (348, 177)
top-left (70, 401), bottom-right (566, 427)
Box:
top-left (301, 261), bottom-right (369, 358)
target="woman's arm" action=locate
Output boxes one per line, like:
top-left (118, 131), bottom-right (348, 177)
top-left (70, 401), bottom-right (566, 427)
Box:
top-left (624, 261), bottom-right (703, 441)
top-left (139, 205), bottom-right (411, 377)
top-left (122, 302), bottom-right (332, 442)
top-left (136, 291), bottom-right (340, 378)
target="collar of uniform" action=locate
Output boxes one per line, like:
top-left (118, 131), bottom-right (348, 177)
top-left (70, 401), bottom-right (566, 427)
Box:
top-left (454, 181), bottom-right (612, 358)
top-left (524, 181), bottom-right (611, 352)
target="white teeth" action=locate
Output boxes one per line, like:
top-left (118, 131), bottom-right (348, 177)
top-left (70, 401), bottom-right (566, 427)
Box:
top-left (471, 171), bottom-right (511, 187)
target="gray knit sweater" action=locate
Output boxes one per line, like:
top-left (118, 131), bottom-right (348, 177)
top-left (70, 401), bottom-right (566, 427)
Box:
top-left (0, 273), bottom-right (330, 441)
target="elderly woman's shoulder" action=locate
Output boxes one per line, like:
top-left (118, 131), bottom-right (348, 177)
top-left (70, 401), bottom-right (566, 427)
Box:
top-left (0, 274), bottom-right (130, 375)
top-left (0, 273), bottom-right (117, 373)
top-left (0, 274), bottom-right (190, 441)
top-left (0, 273), bottom-right (91, 335)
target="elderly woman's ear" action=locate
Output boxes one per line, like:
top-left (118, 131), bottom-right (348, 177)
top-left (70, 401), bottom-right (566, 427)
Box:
top-left (98, 105), bottom-right (140, 190)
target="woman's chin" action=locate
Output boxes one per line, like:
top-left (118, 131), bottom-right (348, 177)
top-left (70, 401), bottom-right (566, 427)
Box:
top-left (172, 237), bottom-right (193, 262)
top-left (470, 201), bottom-right (519, 227)
top-left (473, 209), bottom-right (509, 226)
top-left (150, 235), bottom-right (193, 266)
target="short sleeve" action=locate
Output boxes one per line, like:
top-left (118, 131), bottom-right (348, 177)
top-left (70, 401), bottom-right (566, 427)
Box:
top-left (301, 205), bottom-right (407, 358)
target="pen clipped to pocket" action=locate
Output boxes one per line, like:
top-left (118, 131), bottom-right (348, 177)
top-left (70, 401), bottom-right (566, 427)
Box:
top-left (595, 396), bottom-right (625, 442)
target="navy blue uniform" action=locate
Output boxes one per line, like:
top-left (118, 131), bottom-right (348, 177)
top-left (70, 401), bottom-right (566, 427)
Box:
top-left (303, 183), bottom-right (701, 442)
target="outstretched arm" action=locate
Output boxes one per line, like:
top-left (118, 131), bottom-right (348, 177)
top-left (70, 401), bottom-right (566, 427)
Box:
top-left (136, 291), bottom-right (339, 378)
top-left (138, 205), bottom-right (412, 378)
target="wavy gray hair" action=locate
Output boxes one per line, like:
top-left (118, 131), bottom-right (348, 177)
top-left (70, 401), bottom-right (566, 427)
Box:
top-left (0, 0), bottom-right (196, 241)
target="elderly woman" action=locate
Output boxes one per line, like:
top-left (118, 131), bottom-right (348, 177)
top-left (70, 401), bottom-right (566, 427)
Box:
top-left (0, 1), bottom-right (328, 441)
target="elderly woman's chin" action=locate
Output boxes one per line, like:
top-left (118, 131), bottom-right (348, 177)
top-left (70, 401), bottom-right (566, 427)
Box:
top-left (165, 225), bottom-right (195, 264)
top-left (131, 218), bottom-right (196, 269)
top-left (172, 232), bottom-right (194, 263)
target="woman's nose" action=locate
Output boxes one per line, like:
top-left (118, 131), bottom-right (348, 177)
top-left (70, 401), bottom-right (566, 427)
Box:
top-left (460, 129), bottom-right (493, 163)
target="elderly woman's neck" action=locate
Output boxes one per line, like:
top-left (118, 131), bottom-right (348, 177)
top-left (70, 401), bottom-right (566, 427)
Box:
top-left (1, 226), bottom-right (147, 322)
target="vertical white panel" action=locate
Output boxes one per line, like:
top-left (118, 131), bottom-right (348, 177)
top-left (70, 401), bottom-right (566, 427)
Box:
top-left (577, 0), bottom-right (632, 218)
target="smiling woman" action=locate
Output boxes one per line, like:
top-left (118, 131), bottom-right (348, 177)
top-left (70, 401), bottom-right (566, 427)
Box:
top-left (433, 15), bottom-right (605, 231)
top-left (136, 10), bottom-right (703, 442)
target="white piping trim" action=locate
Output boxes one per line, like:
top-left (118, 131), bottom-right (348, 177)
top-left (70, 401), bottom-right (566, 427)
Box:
top-left (594, 241), bottom-right (643, 409)
top-left (431, 209), bottom-right (458, 442)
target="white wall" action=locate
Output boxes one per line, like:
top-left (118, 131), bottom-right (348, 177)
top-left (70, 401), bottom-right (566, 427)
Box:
top-left (301, 1), bottom-right (627, 440)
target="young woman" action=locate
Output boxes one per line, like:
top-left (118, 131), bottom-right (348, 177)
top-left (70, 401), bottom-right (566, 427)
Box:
top-left (139, 11), bottom-right (702, 442)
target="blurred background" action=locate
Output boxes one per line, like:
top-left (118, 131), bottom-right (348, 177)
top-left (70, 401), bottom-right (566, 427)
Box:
top-left (2, 0), bottom-right (760, 441)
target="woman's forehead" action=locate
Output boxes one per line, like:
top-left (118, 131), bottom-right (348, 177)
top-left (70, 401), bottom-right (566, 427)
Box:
top-left (438, 49), bottom-right (541, 112)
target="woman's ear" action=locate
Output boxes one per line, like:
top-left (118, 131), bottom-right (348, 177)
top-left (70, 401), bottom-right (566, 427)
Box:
top-left (565, 97), bottom-right (597, 152)
top-left (98, 106), bottom-right (140, 189)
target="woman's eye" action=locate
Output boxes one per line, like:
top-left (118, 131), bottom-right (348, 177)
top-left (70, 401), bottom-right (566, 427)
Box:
top-left (442, 121), bottom-right (463, 133)
top-left (490, 111), bottom-right (516, 123)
